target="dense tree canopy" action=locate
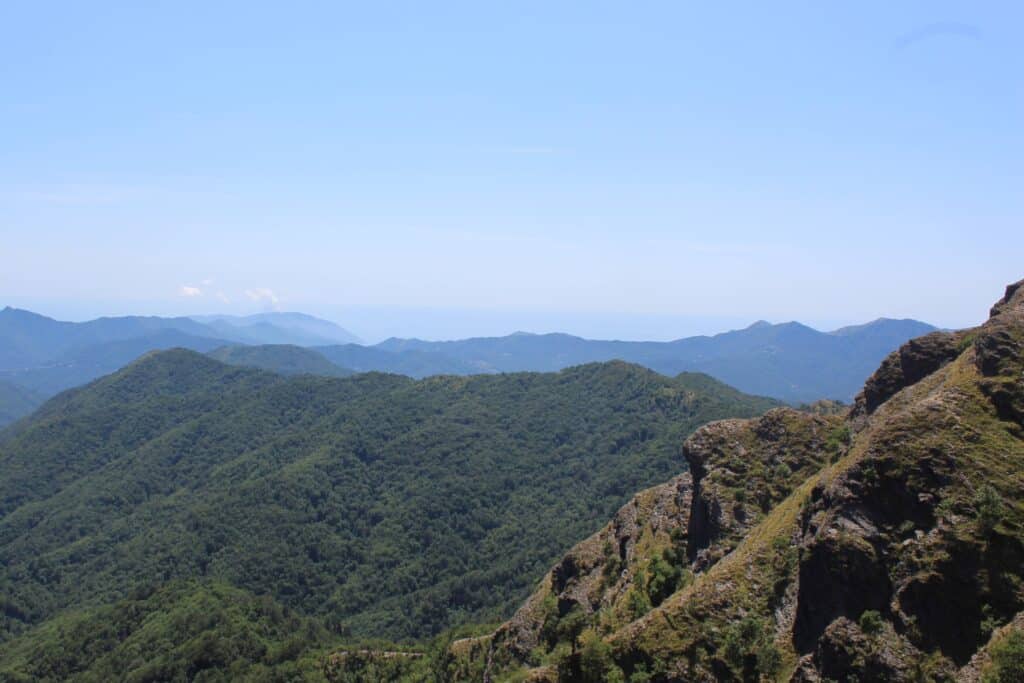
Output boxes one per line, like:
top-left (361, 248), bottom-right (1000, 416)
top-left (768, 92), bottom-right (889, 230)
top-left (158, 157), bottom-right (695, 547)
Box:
top-left (0, 350), bottom-right (777, 679)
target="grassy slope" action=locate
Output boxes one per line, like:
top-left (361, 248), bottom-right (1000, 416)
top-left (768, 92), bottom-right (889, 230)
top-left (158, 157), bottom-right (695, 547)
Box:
top-left (606, 286), bottom-right (1024, 680)
top-left (447, 280), bottom-right (1024, 683)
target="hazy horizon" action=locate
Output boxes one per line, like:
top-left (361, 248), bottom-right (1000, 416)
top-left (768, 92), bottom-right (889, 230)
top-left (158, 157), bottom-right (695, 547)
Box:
top-left (4, 2), bottom-right (1022, 341)
top-left (1, 295), bottom-right (960, 346)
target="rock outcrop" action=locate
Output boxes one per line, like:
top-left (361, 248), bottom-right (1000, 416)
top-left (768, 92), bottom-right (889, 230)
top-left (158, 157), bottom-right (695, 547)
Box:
top-left (685, 409), bottom-right (841, 570)
top-left (450, 473), bottom-right (692, 680)
top-left (853, 330), bottom-right (963, 416)
top-left (450, 410), bottom-right (839, 681)
top-left (448, 278), bottom-right (1024, 683)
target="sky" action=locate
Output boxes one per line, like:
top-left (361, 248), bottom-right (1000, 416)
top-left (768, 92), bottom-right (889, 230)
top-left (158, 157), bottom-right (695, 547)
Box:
top-left (2, 1), bottom-right (1022, 342)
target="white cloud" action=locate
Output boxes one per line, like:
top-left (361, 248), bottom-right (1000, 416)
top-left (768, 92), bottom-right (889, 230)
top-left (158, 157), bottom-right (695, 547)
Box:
top-left (179, 285), bottom-right (203, 297)
top-left (245, 287), bottom-right (281, 310)
top-left (216, 291), bottom-right (231, 304)
top-left (201, 278), bottom-right (214, 286)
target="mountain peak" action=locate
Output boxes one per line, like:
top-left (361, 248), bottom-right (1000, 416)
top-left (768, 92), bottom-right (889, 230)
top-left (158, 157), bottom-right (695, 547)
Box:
top-left (0, 306), bottom-right (50, 320)
top-left (829, 317), bottom-right (937, 337)
top-left (990, 277), bottom-right (1024, 320)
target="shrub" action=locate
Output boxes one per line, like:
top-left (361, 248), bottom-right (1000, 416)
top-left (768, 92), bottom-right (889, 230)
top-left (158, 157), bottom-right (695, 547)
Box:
top-left (756, 641), bottom-right (783, 677)
top-left (646, 553), bottom-right (683, 607)
top-left (718, 616), bottom-right (784, 678)
top-left (985, 630), bottom-right (1024, 683)
top-left (578, 631), bottom-right (625, 683)
top-left (721, 616), bottom-right (764, 669)
top-left (826, 425), bottom-right (851, 457)
top-left (556, 607), bottom-right (588, 650)
top-left (626, 586), bottom-right (652, 620)
top-left (772, 462), bottom-right (793, 481)
top-left (629, 663), bottom-right (652, 683)
top-left (859, 610), bottom-right (884, 636)
top-left (974, 485), bottom-right (1004, 536)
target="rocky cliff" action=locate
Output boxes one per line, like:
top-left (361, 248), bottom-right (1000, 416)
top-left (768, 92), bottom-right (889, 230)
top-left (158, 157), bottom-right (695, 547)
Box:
top-left (447, 279), bottom-right (1024, 683)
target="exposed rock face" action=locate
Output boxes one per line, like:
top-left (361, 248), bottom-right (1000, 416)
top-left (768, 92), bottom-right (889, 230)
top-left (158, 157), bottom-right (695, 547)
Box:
top-left (448, 278), bottom-right (1024, 683)
top-left (791, 617), bottom-right (951, 682)
top-left (788, 278), bottom-right (1024, 679)
top-left (854, 330), bottom-right (963, 417)
top-left (451, 410), bottom-right (836, 680)
top-left (989, 279), bottom-right (1024, 320)
top-left (793, 528), bottom-right (892, 653)
top-left (975, 281), bottom-right (1024, 430)
top-left (460, 473), bottom-right (692, 679)
top-left (812, 618), bottom-right (905, 681)
top-left (684, 409), bottom-right (840, 570)
top-left (958, 611), bottom-right (1024, 682)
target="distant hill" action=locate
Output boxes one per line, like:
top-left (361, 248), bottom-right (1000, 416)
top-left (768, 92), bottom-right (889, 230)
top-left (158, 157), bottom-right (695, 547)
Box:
top-left (208, 344), bottom-right (354, 377)
top-left (0, 306), bottom-right (936, 404)
top-left (0, 349), bottom-right (778, 671)
top-left (0, 329), bottom-right (228, 397)
top-left (0, 307), bottom-right (218, 370)
top-left (0, 380), bottom-right (42, 428)
top-left (371, 318), bottom-right (938, 402)
top-left (0, 308), bottom-right (362, 402)
top-left (315, 343), bottom-right (486, 377)
top-left (192, 312), bottom-right (362, 345)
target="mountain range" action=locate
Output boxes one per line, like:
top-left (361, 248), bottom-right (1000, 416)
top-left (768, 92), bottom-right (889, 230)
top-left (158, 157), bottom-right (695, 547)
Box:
top-left (367, 317), bottom-right (937, 402)
top-left (192, 313), bottom-right (362, 346)
top-left (0, 306), bottom-right (936, 428)
top-left (0, 308), bottom-right (361, 421)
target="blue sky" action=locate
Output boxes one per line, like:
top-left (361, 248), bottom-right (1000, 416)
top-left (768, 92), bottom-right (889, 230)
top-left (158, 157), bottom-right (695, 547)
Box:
top-left (2, 1), bottom-right (1022, 341)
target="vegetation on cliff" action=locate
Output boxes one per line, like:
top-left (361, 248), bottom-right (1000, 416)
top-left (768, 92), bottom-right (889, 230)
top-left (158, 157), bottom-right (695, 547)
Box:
top-left (445, 279), bottom-right (1024, 682)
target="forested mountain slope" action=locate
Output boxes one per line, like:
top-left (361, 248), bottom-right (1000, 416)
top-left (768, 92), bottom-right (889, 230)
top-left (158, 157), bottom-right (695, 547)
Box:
top-left (207, 344), bottom-right (354, 377)
top-left (0, 306), bottom-right (935, 407)
top-left (0, 308), bottom-right (359, 402)
top-left (0, 307), bottom-right (218, 369)
top-left (0, 353), bottom-right (778, 680)
top-left (315, 343), bottom-right (485, 377)
top-left (0, 381), bottom-right (42, 428)
top-left (0, 329), bottom-right (228, 398)
top-left (372, 318), bottom-right (936, 403)
top-left (444, 278), bottom-right (1024, 683)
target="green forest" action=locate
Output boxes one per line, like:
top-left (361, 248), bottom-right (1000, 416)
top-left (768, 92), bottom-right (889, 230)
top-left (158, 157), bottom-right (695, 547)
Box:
top-left (0, 350), bottom-right (777, 680)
